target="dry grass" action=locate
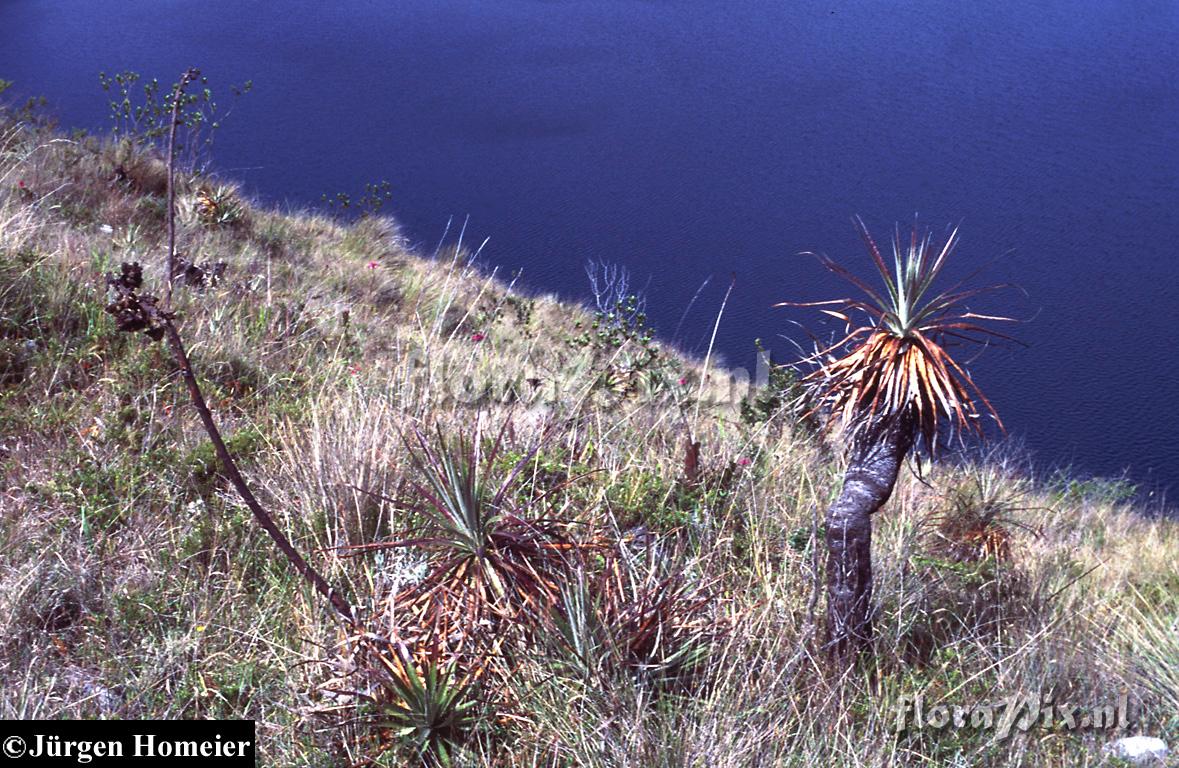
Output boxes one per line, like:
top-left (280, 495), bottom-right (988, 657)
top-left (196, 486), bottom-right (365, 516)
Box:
top-left (0, 107), bottom-right (1176, 766)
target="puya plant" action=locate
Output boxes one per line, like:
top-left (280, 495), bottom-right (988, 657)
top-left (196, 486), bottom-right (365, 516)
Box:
top-left (547, 547), bottom-right (718, 690)
top-left (366, 422), bottom-right (580, 663)
top-left (105, 266), bottom-right (357, 625)
top-left (335, 420), bottom-right (597, 760)
top-left (781, 217), bottom-right (1016, 668)
top-left (104, 69), bottom-right (355, 623)
top-left (362, 637), bottom-right (481, 767)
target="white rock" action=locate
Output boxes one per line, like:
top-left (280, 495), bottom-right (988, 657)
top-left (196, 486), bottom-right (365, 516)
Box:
top-left (1104, 736), bottom-right (1168, 765)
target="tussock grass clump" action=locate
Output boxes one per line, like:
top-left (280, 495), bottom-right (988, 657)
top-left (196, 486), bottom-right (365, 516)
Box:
top-left (0, 104), bottom-right (1175, 766)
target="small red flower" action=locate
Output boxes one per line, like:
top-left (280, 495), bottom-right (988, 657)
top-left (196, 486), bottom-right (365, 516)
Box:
top-left (365, 260), bottom-right (379, 270)
top-left (737, 456), bottom-right (752, 467)
top-left (17, 180), bottom-right (25, 189)
top-left (677, 376), bottom-right (688, 386)
top-left (348, 363), bottom-right (361, 376)
top-left (471, 332), bottom-right (486, 342)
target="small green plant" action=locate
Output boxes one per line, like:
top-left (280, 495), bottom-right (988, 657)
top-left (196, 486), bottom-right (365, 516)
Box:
top-left (0, 78), bottom-right (47, 120)
top-left (572, 262), bottom-right (659, 381)
top-left (505, 293), bottom-right (534, 329)
top-left (572, 294), bottom-right (655, 355)
top-left (900, 548), bottom-right (1030, 665)
top-left (1049, 472), bottom-right (1138, 507)
top-left (185, 425), bottom-right (266, 499)
top-left (369, 641), bottom-right (480, 766)
top-left (321, 179), bottom-right (392, 218)
top-left (787, 523), bottom-right (826, 554)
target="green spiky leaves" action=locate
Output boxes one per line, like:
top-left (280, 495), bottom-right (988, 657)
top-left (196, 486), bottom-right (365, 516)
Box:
top-left (781, 218), bottom-right (1015, 449)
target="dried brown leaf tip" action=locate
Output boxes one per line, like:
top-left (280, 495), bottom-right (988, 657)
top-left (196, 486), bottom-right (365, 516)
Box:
top-left (105, 262), bottom-right (166, 340)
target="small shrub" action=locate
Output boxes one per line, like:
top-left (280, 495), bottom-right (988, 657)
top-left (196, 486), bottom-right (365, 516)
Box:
top-left (899, 552), bottom-right (1031, 667)
top-left (321, 179), bottom-right (392, 219)
top-left (98, 69), bottom-right (251, 173)
top-left (570, 290), bottom-right (662, 401)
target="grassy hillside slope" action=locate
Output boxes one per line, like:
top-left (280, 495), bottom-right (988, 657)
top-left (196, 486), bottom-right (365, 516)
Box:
top-left (1, 108), bottom-right (1176, 766)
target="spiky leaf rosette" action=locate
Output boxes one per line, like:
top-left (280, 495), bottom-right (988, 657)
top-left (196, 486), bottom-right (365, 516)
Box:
top-left (366, 636), bottom-right (480, 766)
top-left (782, 218), bottom-right (1015, 450)
top-left (345, 419), bottom-right (589, 671)
top-left (545, 545), bottom-right (720, 689)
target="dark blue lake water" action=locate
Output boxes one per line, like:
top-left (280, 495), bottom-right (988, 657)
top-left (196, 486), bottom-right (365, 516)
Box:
top-left (4, 1), bottom-right (1177, 499)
